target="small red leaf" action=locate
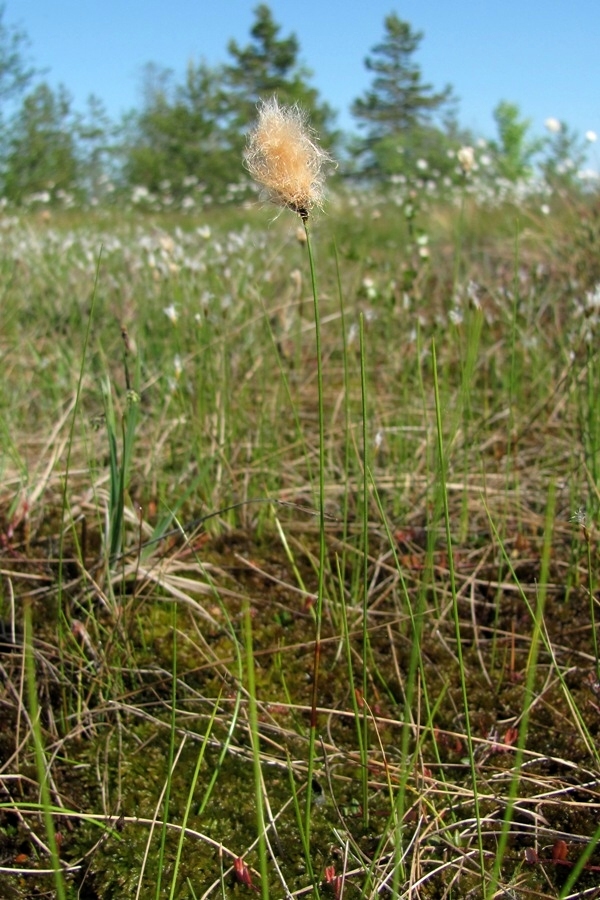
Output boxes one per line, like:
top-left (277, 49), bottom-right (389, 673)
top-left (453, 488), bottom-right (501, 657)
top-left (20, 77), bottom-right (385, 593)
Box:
top-left (552, 840), bottom-right (568, 862)
top-left (323, 865), bottom-right (343, 900)
top-left (233, 857), bottom-right (258, 891)
top-left (503, 726), bottom-right (519, 747)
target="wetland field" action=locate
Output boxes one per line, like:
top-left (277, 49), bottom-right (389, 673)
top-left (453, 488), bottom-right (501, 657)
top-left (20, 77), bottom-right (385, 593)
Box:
top-left (3, 183), bottom-right (600, 898)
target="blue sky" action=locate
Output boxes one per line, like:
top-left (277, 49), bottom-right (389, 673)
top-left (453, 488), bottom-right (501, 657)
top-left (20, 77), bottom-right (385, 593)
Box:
top-left (12, 0), bottom-right (600, 159)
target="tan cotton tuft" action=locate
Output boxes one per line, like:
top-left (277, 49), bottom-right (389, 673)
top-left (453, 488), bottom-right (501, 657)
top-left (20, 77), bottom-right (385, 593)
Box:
top-left (244, 98), bottom-right (332, 218)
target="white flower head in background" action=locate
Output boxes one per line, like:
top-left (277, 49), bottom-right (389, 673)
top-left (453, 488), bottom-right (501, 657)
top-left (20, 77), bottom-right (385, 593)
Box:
top-left (586, 131), bottom-right (598, 143)
top-left (173, 354), bottom-right (183, 380)
top-left (163, 303), bottom-right (178, 324)
top-left (244, 97), bottom-right (334, 220)
top-left (544, 117), bottom-right (562, 134)
top-left (457, 146), bottom-right (475, 174)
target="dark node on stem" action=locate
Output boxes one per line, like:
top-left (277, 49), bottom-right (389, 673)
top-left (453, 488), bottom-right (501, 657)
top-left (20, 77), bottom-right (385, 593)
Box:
top-left (289, 201), bottom-right (309, 221)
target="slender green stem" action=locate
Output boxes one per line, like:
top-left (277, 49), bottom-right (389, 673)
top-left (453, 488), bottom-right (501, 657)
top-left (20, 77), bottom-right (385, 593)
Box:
top-left (302, 217), bottom-right (326, 850)
top-left (486, 502), bottom-right (600, 767)
top-left (508, 218), bottom-right (522, 440)
top-left (155, 601), bottom-right (178, 900)
top-left (58, 249), bottom-right (101, 601)
top-left (432, 341), bottom-right (487, 893)
top-left (559, 816), bottom-right (600, 897)
top-left (168, 695), bottom-right (222, 900)
top-left (333, 241), bottom-right (354, 618)
top-left (359, 313), bottom-right (370, 830)
top-left (244, 600), bottom-right (270, 900)
top-left (489, 481), bottom-right (556, 895)
top-left (337, 553), bottom-right (368, 797)
top-left (24, 602), bottom-right (67, 900)
top-left (286, 754), bottom-right (316, 892)
top-left (584, 522), bottom-right (600, 679)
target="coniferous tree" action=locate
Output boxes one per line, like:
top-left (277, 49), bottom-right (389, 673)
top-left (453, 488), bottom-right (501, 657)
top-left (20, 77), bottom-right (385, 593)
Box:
top-left (351, 14), bottom-right (455, 178)
top-left (488, 101), bottom-right (543, 182)
top-left (0, 3), bottom-right (36, 183)
top-left (0, 4), bottom-right (35, 109)
top-left (120, 6), bottom-right (338, 202)
top-left (223, 4), bottom-right (337, 148)
top-left (123, 61), bottom-right (231, 201)
top-left (77, 94), bottom-right (119, 200)
top-left (3, 83), bottom-right (79, 202)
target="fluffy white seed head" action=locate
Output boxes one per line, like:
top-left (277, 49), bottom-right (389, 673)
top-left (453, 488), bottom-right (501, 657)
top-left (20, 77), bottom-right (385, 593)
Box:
top-left (244, 97), bottom-right (333, 219)
top-left (457, 146), bottom-right (475, 174)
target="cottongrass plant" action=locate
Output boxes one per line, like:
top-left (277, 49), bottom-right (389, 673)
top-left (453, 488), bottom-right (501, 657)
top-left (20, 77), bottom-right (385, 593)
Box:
top-left (245, 96), bottom-right (334, 878)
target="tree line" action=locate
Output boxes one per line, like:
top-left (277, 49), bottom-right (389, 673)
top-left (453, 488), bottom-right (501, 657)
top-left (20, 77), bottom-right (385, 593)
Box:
top-left (0, 3), bottom-right (591, 206)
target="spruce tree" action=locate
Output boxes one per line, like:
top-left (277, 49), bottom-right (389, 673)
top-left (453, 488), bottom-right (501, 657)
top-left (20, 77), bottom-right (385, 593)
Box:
top-left (223, 4), bottom-right (336, 146)
top-left (3, 83), bottom-right (79, 203)
top-left (0, 3), bottom-right (35, 108)
top-left (123, 61), bottom-right (230, 201)
top-left (352, 14), bottom-right (455, 177)
top-left (122, 5), bottom-right (338, 202)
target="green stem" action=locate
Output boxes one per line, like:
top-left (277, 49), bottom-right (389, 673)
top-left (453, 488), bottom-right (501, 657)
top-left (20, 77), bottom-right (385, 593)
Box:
top-left (359, 314), bottom-right (370, 830)
top-left (155, 601), bottom-right (178, 900)
top-left (244, 601), bottom-right (270, 900)
top-left (585, 524), bottom-right (600, 680)
top-left (303, 218), bottom-right (326, 852)
top-left (432, 341), bottom-right (487, 894)
top-left (24, 602), bottom-right (67, 900)
top-left (489, 482), bottom-right (556, 895)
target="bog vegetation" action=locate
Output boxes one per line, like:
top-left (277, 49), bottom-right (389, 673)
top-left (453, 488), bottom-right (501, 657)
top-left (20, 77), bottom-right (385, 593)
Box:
top-left (2, 5), bottom-right (600, 900)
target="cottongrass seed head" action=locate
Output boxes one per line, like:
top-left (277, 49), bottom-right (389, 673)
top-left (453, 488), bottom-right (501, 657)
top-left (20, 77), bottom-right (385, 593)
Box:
top-left (244, 97), bottom-right (333, 220)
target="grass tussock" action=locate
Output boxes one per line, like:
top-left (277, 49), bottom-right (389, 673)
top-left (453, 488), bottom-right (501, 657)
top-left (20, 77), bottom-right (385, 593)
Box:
top-left (2, 190), bottom-right (600, 898)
